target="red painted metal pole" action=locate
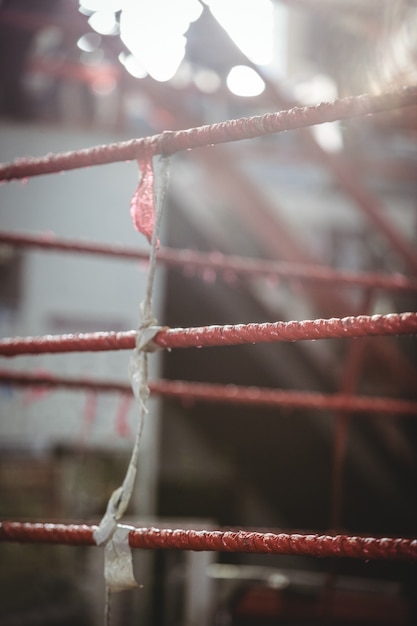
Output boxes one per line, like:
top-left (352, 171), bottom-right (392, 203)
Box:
top-left (239, 44), bottom-right (417, 275)
top-left (331, 289), bottom-right (376, 531)
top-left (1, 312), bottom-right (416, 356)
top-left (320, 151), bottom-right (417, 275)
top-left (1, 522), bottom-right (416, 561)
top-left (1, 370), bottom-right (417, 416)
top-left (0, 87), bottom-right (416, 181)
top-left (2, 230), bottom-right (416, 292)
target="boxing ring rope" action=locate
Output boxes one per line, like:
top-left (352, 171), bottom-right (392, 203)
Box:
top-left (0, 86), bottom-right (416, 181)
top-left (1, 311), bottom-right (416, 355)
top-left (1, 369), bottom-right (417, 416)
top-left (1, 87), bottom-right (417, 569)
top-left (1, 522), bottom-right (416, 562)
top-left (1, 230), bottom-right (417, 292)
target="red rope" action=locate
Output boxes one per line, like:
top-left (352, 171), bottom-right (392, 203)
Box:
top-left (0, 330), bottom-right (136, 356)
top-left (1, 369), bottom-right (417, 416)
top-left (0, 369), bottom-right (131, 394)
top-left (153, 380), bottom-right (417, 415)
top-left (1, 87), bottom-right (416, 181)
top-left (1, 230), bottom-right (416, 292)
top-left (131, 528), bottom-right (417, 562)
top-left (1, 312), bottom-right (416, 356)
top-left (0, 522), bottom-right (94, 546)
top-left (1, 522), bottom-right (415, 561)
top-left (157, 312), bottom-right (417, 349)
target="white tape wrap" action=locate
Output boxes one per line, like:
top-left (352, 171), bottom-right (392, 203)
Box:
top-left (93, 486), bottom-right (123, 546)
top-left (104, 524), bottom-right (138, 593)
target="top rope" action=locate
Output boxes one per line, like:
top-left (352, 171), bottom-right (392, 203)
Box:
top-left (1, 87), bottom-right (416, 181)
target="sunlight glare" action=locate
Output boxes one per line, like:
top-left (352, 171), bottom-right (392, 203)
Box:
top-left (204, 0), bottom-right (273, 65)
top-left (226, 65), bottom-right (265, 97)
top-left (77, 32), bottom-right (102, 52)
top-left (120, 53), bottom-right (148, 79)
top-left (88, 11), bottom-right (119, 35)
top-left (120, 0), bottom-right (202, 82)
top-left (294, 74), bottom-right (343, 152)
top-left (80, 0), bottom-right (124, 13)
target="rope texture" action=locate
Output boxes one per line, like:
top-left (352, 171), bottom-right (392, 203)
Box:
top-left (1, 231), bottom-right (416, 292)
top-left (0, 87), bottom-right (416, 181)
top-left (1, 522), bottom-right (416, 561)
top-left (1, 370), bottom-right (417, 416)
top-left (1, 312), bottom-right (416, 356)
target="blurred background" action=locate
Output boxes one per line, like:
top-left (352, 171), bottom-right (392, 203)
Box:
top-left (0, 0), bottom-right (416, 624)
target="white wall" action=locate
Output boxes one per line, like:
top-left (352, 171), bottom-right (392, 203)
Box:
top-left (0, 121), bottom-right (164, 512)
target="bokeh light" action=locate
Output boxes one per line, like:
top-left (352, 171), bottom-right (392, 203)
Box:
top-left (226, 65), bottom-right (265, 97)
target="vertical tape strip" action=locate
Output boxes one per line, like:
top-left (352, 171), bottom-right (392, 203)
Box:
top-left (94, 156), bottom-right (170, 622)
top-left (104, 524), bottom-right (138, 593)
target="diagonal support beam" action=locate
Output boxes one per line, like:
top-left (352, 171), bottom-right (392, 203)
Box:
top-left (141, 79), bottom-right (417, 393)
